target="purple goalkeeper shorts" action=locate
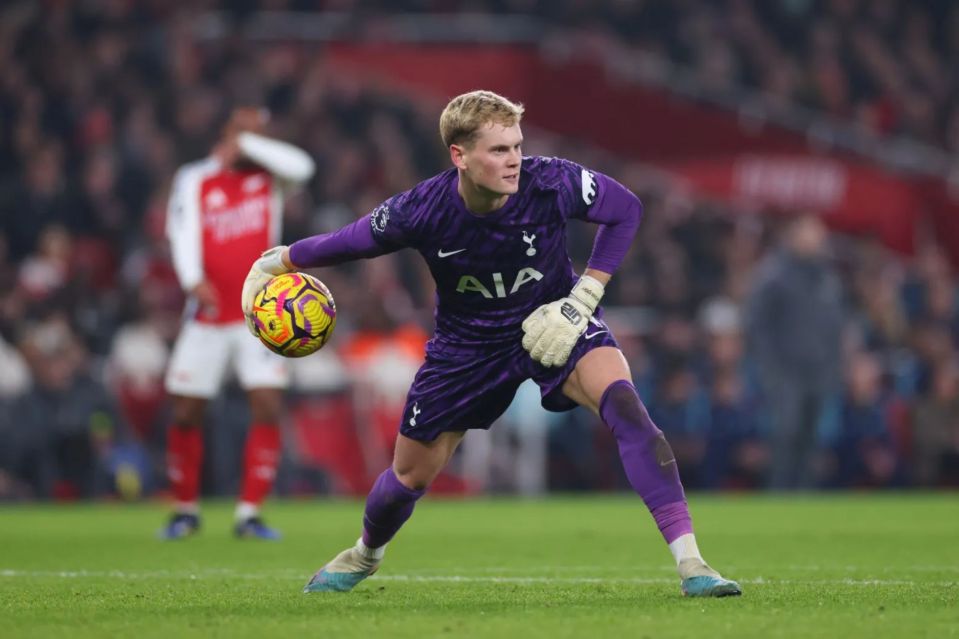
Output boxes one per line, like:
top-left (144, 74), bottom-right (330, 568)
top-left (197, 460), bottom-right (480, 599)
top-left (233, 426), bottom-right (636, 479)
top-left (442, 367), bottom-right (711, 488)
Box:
top-left (398, 316), bottom-right (619, 442)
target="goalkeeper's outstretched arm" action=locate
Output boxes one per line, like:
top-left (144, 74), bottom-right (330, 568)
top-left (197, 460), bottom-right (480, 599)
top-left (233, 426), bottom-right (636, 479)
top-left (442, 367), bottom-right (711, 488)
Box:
top-left (287, 213), bottom-right (395, 268)
top-left (241, 214), bottom-right (396, 323)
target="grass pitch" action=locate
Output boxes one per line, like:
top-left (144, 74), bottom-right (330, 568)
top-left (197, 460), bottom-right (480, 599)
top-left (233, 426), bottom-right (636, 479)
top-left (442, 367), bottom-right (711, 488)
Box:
top-left (1, 494), bottom-right (957, 638)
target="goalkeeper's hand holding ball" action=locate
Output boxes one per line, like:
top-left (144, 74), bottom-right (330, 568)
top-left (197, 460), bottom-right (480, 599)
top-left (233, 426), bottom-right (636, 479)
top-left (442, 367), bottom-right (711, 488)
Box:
top-left (241, 245), bottom-right (292, 336)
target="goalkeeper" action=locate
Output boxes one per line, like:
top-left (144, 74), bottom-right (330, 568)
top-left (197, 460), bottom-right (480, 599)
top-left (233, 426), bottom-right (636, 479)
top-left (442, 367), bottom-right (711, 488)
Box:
top-left (242, 90), bottom-right (740, 597)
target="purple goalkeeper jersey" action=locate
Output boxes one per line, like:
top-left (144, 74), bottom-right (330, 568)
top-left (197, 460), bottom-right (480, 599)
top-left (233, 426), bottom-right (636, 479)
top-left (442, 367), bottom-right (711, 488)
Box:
top-left (289, 156), bottom-right (642, 348)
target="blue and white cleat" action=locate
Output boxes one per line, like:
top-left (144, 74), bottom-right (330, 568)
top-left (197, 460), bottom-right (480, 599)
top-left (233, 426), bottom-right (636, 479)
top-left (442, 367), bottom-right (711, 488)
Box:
top-left (159, 513), bottom-right (200, 540)
top-left (681, 575), bottom-right (742, 597)
top-left (303, 546), bottom-right (380, 593)
top-left (679, 558), bottom-right (742, 598)
top-left (234, 517), bottom-right (282, 540)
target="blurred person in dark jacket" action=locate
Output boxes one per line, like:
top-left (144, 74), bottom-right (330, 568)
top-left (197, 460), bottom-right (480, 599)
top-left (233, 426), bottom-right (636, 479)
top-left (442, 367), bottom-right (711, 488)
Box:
top-left (746, 214), bottom-right (844, 489)
top-left (7, 314), bottom-right (118, 499)
top-left (1, 143), bottom-right (74, 262)
top-left (697, 299), bottom-right (769, 489)
top-left (701, 368), bottom-right (769, 490)
top-left (829, 351), bottom-right (902, 488)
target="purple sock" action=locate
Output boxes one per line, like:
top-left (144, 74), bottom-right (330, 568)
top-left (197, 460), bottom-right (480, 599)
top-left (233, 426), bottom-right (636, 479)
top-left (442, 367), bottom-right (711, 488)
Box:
top-left (599, 380), bottom-right (693, 544)
top-left (361, 467), bottom-right (425, 548)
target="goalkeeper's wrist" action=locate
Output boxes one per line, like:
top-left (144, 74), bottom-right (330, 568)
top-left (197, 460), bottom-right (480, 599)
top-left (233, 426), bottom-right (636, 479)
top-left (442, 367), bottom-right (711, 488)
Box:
top-left (280, 247), bottom-right (295, 270)
top-left (260, 245), bottom-right (292, 275)
top-left (570, 274), bottom-right (605, 314)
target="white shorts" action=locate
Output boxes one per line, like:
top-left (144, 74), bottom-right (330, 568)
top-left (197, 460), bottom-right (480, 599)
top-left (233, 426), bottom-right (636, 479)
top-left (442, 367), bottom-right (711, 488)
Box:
top-left (165, 320), bottom-right (290, 398)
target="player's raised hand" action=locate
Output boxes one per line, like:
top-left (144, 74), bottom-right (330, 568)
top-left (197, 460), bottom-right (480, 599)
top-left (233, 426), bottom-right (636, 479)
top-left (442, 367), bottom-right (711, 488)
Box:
top-left (521, 275), bottom-right (605, 367)
top-left (241, 245), bottom-right (292, 335)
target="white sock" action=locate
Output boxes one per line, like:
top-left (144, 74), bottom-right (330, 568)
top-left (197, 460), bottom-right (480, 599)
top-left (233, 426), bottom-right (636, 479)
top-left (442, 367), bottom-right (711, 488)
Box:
top-left (235, 501), bottom-right (259, 522)
top-left (174, 501), bottom-right (199, 515)
top-left (354, 537), bottom-right (387, 561)
top-left (668, 533), bottom-right (704, 566)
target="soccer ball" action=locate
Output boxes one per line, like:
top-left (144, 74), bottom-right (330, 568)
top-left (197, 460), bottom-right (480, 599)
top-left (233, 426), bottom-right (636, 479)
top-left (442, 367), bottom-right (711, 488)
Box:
top-left (250, 272), bottom-right (336, 357)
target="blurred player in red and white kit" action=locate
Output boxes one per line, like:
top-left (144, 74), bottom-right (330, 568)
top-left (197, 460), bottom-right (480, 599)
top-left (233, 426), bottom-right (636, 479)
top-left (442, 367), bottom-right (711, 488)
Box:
top-left (161, 107), bottom-right (315, 540)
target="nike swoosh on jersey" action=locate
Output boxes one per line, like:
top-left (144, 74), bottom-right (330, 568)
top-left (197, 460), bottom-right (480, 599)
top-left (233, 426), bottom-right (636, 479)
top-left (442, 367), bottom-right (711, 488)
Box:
top-left (584, 330), bottom-right (609, 339)
top-left (437, 248), bottom-right (467, 258)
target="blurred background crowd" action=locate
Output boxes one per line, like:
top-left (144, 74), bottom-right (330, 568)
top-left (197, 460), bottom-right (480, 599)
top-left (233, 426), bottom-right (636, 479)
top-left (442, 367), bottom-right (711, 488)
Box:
top-left (1, 0), bottom-right (958, 501)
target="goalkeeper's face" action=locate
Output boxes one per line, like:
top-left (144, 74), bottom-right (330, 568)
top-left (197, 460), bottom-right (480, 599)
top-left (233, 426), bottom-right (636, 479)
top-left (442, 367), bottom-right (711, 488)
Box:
top-left (458, 122), bottom-right (523, 196)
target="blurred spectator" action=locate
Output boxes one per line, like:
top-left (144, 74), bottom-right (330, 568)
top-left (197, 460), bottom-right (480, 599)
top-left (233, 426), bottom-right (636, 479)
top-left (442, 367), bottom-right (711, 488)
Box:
top-left (697, 297), bottom-right (769, 489)
top-left (7, 314), bottom-right (119, 499)
top-left (697, 296), bottom-right (749, 382)
top-left (901, 319), bottom-right (954, 398)
top-left (848, 241), bottom-right (909, 352)
top-left (647, 359), bottom-right (709, 489)
top-left (0, 331), bottom-right (32, 500)
top-left (107, 321), bottom-right (169, 444)
top-left (2, 143), bottom-right (73, 262)
top-left (0, 333), bottom-right (30, 400)
top-left (746, 214), bottom-right (844, 489)
top-left (16, 225), bottom-right (71, 301)
top-left (461, 380), bottom-right (560, 495)
top-left (701, 368), bottom-right (769, 490)
top-left (911, 358), bottom-right (959, 486)
top-left (828, 351), bottom-right (903, 488)
top-left (338, 290), bottom-right (429, 487)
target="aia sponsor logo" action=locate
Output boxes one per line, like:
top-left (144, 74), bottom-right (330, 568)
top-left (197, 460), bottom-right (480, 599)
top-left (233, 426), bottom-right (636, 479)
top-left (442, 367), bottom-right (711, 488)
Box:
top-left (455, 268), bottom-right (544, 298)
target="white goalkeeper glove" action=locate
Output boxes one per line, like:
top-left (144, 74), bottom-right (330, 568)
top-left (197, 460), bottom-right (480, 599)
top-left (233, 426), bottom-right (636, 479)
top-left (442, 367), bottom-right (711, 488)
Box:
top-left (521, 275), bottom-right (605, 368)
top-left (241, 245), bottom-right (291, 335)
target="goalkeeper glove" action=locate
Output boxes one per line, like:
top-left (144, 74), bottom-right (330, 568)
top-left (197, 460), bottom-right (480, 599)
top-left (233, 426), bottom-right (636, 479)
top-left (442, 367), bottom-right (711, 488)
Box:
top-left (241, 245), bottom-right (291, 335)
top-left (521, 275), bottom-right (605, 368)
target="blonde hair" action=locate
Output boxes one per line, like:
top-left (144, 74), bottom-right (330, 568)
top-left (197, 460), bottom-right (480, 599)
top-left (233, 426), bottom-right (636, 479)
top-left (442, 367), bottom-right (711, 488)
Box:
top-left (439, 90), bottom-right (524, 148)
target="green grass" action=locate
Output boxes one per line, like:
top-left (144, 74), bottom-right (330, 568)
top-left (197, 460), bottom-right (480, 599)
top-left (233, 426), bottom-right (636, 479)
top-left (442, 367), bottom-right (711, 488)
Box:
top-left (1, 494), bottom-right (957, 638)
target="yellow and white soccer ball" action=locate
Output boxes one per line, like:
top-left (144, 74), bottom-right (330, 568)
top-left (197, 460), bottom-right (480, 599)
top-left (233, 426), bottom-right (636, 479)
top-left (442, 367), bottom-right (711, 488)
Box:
top-left (250, 272), bottom-right (336, 357)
